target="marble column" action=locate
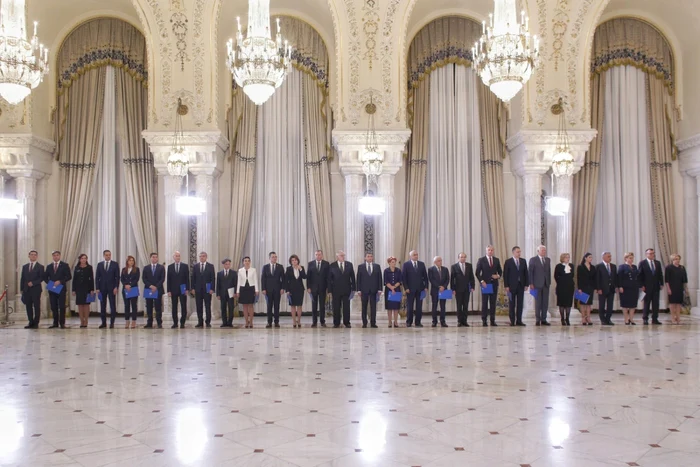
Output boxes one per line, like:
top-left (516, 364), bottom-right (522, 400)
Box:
top-left (554, 174), bottom-right (574, 257)
top-left (342, 173), bottom-right (365, 266)
top-left (376, 173), bottom-right (396, 265)
top-left (11, 173), bottom-right (39, 304)
top-left (162, 174), bottom-right (184, 256)
top-left (191, 170), bottom-right (216, 258)
top-left (0, 174), bottom-right (5, 297)
top-left (678, 134), bottom-right (700, 315)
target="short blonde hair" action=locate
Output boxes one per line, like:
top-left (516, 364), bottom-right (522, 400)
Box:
top-left (670, 253), bottom-right (681, 262)
top-left (623, 252), bottom-right (635, 261)
top-left (559, 253), bottom-right (570, 263)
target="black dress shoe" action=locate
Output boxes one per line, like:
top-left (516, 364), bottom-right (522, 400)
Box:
top-left (274, 323), bottom-right (280, 328)
top-left (416, 323), bottom-right (424, 328)
top-left (536, 321), bottom-right (541, 326)
top-left (406, 324), bottom-right (412, 328)
top-left (371, 324), bottom-right (378, 328)
top-left (206, 323), bottom-right (211, 328)
top-left (195, 323), bottom-right (203, 328)
top-left (24, 323), bottom-right (33, 329)
top-left (311, 323), bottom-right (317, 328)
top-left (362, 324), bottom-right (368, 328)
top-left (109, 323), bottom-right (114, 329)
top-left (49, 324), bottom-right (58, 329)
top-left (321, 323), bottom-right (327, 327)
top-left (652, 320), bottom-right (662, 325)
top-left (144, 324), bottom-right (153, 328)
top-left (431, 323), bottom-right (437, 328)
top-left (440, 323), bottom-right (448, 328)
top-left (157, 324), bottom-right (163, 328)
top-left (220, 324), bottom-right (227, 328)
top-left (463, 322), bottom-right (470, 327)
top-left (98, 324), bottom-right (107, 329)
top-left (457, 323), bottom-right (465, 328)
top-left (643, 320), bottom-right (649, 325)
top-left (542, 321), bottom-right (551, 326)
top-left (482, 322), bottom-right (488, 327)
top-left (344, 324), bottom-right (352, 328)
top-left (490, 322), bottom-right (498, 327)
top-left (516, 322), bottom-right (526, 326)
top-left (59, 324), bottom-right (65, 329)
top-left (266, 324), bottom-right (272, 328)
top-left (171, 324), bottom-right (179, 329)
top-left (180, 324), bottom-right (185, 329)
top-left (333, 324), bottom-right (340, 328)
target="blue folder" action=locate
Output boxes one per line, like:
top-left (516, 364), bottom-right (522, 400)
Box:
top-left (529, 288), bottom-right (538, 297)
top-left (47, 281), bottom-right (63, 294)
top-left (438, 290), bottom-right (453, 300)
top-left (507, 291), bottom-right (512, 301)
top-left (419, 290), bottom-right (426, 300)
top-left (180, 283), bottom-right (187, 295)
top-left (144, 288), bottom-right (159, 299)
top-left (388, 291), bottom-right (402, 302)
top-left (376, 293), bottom-right (381, 303)
top-left (125, 287), bottom-right (139, 299)
top-left (287, 294), bottom-right (292, 305)
top-left (255, 294), bottom-right (259, 303)
top-left (85, 293), bottom-right (96, 303)
top-left (349, 292), bottom-right (355, 300)
top-left (574, 290), bottom-right (590, 302)
top-left (206, 283), bottom-right (212, 293)
top-left (98, 292), bottom-right (103, 301)
top-left (481, 283), bottom-right (494, 295)
top-left (308, 292), bottom-right (314, 301)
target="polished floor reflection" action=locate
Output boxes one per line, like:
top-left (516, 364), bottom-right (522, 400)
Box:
top-left (1, 315), bottom-right (699, 466)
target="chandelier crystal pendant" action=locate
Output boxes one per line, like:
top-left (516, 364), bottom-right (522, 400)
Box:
top-left (167, 98), bottom-right (189, 178)
top-left (551, 97), bottom-right (576, 177)
top-left (473, 0), bottom-right (539, 102)
top-left (226, 0), bottom-right (292, 105)
top-left (361, 99), bottom-right (383, 185)
top-left (0, 0), bottom-right (49, 105)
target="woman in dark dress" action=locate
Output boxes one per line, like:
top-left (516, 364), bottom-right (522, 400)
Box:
top-left (617, 252), bottom-right (639, 325)
top-left (72, 254), bottom-right (94, 328)
top-left (554, 253), bottom-right (575, 326)
top-left (121, 255), bottom-right (141, 329)
top-left (665, 254), bottom-right (688, 325)
top-left (236, 257), bottom-right (259, 328)
top-left (384, 257), bottom-right (403, 328)
top-left (286, 254), bottom-right (307, 328)
top-left (576, 252), bottom-right (596, 325)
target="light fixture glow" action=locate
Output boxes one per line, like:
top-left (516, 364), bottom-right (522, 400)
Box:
top-left (545, 196), bottom-right (570, 216)
top-left (0, 198), bottom-right (22, 219)
top-left (359, 196), bottom-right (386, 216)
top-left (176, 196), bottom-right (206, 216)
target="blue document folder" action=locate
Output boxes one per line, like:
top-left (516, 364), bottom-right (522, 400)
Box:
top-left (419, 290), bottom-right (426, 300)
top-left (287, 294), bottom-right (292, 305)
top-left (529, 288), bottom-right (538, 297)
top-left (255, 294), bottom-right (259, 303)
top-left (376, 293), bottom-right (381, 303)
top-left (85, 293), bottom-right (96, 303)
top-left (438, 290), bottom-right (453, 300)
top-left (574, 290), bottom-right (590, 302)
top-left (180, 283), bottom-right (187, 295)
top-left (206, 283), bottom-right (212, 293)
top-left (98, 292), bottom-right (103, 301)
top-left (349, 291), bottom-right (355, 300)
top-left (388, 291), bottom-right (402, 302)
top-left (481, 283), bottom-right (494, 295)
top-left (125, 287), bottom-right (139, 299)
top-left (47, 281), bottom-right (63, 294)
top-left (144, 288), bottom-right (159, 299)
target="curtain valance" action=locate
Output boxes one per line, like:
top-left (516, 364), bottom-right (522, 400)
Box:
top-left (279, 17), bottom-right (329, 93)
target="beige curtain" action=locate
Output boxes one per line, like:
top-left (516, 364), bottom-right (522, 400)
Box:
top-left (646, 76), bottom-right (679, 264)
top-left (477, 82), bottom-right (508, 258)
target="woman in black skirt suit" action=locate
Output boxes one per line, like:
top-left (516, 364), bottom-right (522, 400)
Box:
top-left (72, 254), bottom-right (95, 328)
top-left (236, 257), bottom-right (259, 328)
top-left (554, 253), bottom-right (575, 325)
top-left (617, 252), bottom-right (639, 325)
top-left (665, 254), bottom-right (688, 325)
top-left (121, 255), bottom-right (141, 329)
top-left (286, 254), bottom-right (307, 328)
top-left (384, 257), bottom-right (403, 328)
top-left (576, 252), bottom-right (596, 325)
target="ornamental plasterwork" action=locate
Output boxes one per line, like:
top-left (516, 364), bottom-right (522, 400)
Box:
top-left (0, 97), bottom-right (25, 129)
top-left (381, 0), bottom-right (403, 125)
top-left (341, 0), bottom-right (361, 124)
top-left (144, 0), bottom-right (174, 126)
top-left (191, 0), bottom-right (207, 126)
top-left (361, 0), bottom-right (380, 69)
top-left (566, 0), bottom-right (595, 124)
top-left (170, 11), bottom-right (189, 71)
top-left (533, 0), bottom-right (548, 126)
top-left (325, 0), bottom-right (342, 122)
top-left (550, 0), bottom-right (569, 71)
top-left (355, 87), bottom-right (391, 127)
top-left (209, 0), bottom-right (223, 125)
top-left (534, 88), bottom-right (575, 127)
top-left (397, 0), bottom-right (420, 126)
top-left (130, 0), bottom-right (158, 124)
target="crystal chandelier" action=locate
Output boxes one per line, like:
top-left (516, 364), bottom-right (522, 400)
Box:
top-left (167, 98), bottom-right (189, 178)
top-left (0, 0), bottom-right (48, 105)
top-left (473, 0), bottom-right (539, 102)
top-left (226, 0), bottom-right (292, 105)
top-left (360, 99), bottom-right (383, 185)
top-left (551, 98), bottom-right (576, 177)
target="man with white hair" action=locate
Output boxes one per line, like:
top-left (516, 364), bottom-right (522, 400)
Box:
top-left (476, 245), bottom-right (502, 326)
top-left (528, 245), bottom-right (552, 326)
top-left (167, 251), bottom-right (190, 328)
top-left (429, 256), bottom-right (450, 327)
top-left (401, 250), bottom-right (429, 327)
top-left (328, 250), bottom-right (355, 328)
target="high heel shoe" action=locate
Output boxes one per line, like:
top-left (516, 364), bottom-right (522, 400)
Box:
top-left (393, 321), bottom-right (399, 327)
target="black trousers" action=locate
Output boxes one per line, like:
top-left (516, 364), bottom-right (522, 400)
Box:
top-left (481, 287), bottom-right (498, 323)
top-left (643, 287), bottom-right (660, 321)
top-left (171, 294), bottom-right (187, 325)
top-left (332, 293), bottom-right (351, 326)
top-left (598, 291), bottom-right (615, 323)
top-left (49, 290), bottom-right (66, 325)
top-left (508, 285), bottom-right (525, 324)
top-left (100, 291), bottom-right (117, 324)
top-left (24, 288), bottom-right (42, 324)
top-left (220, 297), bottom-right (234, 325)
top-left (146, 297), bottom-right (162, 325)
top-left (123, 296), bottom-right (138, 320)
top-left (431, 296), bottom-right (446, 324)
top-left (455, 289), bottom-right (470, 324)
top-left (266, 292), bottom-right (281, 324)
top-left (196, 292), bottom-right (212, 324)
top-left (406, 290), bottom-right (423, 325)
top-left (361, 293), bottom-right (377, 326)
top-left (311, 292), bottom-right (326, 324)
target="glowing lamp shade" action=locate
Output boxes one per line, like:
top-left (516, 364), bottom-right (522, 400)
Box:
top-left (176, 196), bottom-right (206, 216)
top-left (545, 196), bottom-right (570, 216)
top-left (358, 196), bottom-right (386, 216)
top-left (0, 198), bottom-right (22, 219)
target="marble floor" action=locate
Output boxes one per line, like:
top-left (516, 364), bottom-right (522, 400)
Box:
top-left (1, 315), bottom-right (699, 467)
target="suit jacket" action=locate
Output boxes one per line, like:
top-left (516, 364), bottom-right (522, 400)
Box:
top-left (143, 263), bottom-right (166, 295)
top-left (192, 262), bottom-right (216, 294)
top-left (167, 262), bottom-right (190, 296)
top-left (261, 263), bottom-right (286, 293)
top-left (595, 262), bottom-right (618, 294)
top-left (307, 259), bottom-right (330, 294)
top-left (328, 261), bottom-right (356, 296)
top-left (357, 262), bottom-right (382, 295)
top-left (475, 256), bottom-right (502, 286)
top-left (637, 259), bottom-right (664, 290)
top-left (528, 255), bottom-right (551, 288)
top-left (617, 264), bottom-right (639, 290)
top-left (20, 262), bottom-right (45, 295)
top-left (428, 265), bottom-right (450, 297)
top-left (95, 260), bottom-right (120, 293)
top-left (216, 268), bottom-right (238, 298)
top-left (285, 266), bottom-right (307, 295)
top-left (120, 267), bottom-right (141, 290)
top-left (503, 257), bottom-right (529, 289)
top-left (450, 262), bottom-right (475, 292)
top-left (401, 260), bottom-right (429, 292)
top-left (43, 261), bottom-right (72, 288)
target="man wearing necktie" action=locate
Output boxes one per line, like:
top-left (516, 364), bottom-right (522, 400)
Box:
top-left (261, 251), bottom-right (286, 328)
top-left (450, 252), bottom-right (475, 327)
top-left (216, 259), bottom-right (238, 328)
top-left (637, 248), bottom-right (664, 325)
top-left (192, 251), bottom-right (216, 328)
top-left (429, 256), bottom-right (450, 327)
top-left (143, 252), bottom-right (165, 328)
top-left (503, 246), bottom-right (529, 326)
top-left (43, 250), bottom-right (72, 329)
top-left (20, 250), bottom-right (45, 329)
top-left (528, 245), bottom-right (552, 326)
top-left (167, 251), bottom-right (190, 328)
top-left (95, 250), bottom-right (120, 329)
top-left (475, 245), bottom-right (503, 326)
top-left (356, 253), bottom-right (382, 328)
top-left (596, 251), bottom-right (618, 325)
top-left (401, 250), bottom-right (429, 327)
top-left (307, 250), bottom-right (330, 327)
top-left (328, 250), bottom-right (356, 328)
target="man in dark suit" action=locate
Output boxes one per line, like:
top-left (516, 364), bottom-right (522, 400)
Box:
top-left (216, 259), bottom-right (237, 328)
top-left (638, 248), bottom-right (664, 325)
top-left (450, 252), bottom-right (475, 327)
top-left (192, 251), bottom-right (216, 328)
top-left (307, 250), bottom-right (330, 327)
top-left (167, 251), bottom-right (190, 328)
top-left (475, 245), bottom-right (502, 326)
top-left (429, 256), bottom-right (450, 327)
top-left (529, 245), bottom-right (552, 326)
top-left (43, 250), bottom-right (72, 329)
top-left (356, 253), bottom-right (382, 328)
top-left (95, 249), bottom-right (120, 329)
top-left (328, 250), bottom-right (355, 328)
top-left (596, 251), bottom-right (618, 325)
top-left (503, 246), bottom-right (529, 326)
top-left (261, 251), bottom-right (286, 328)
top-left (143, 253), bottom-right (165, 328)
top-left (401, 250), bottom-right (429, 327)
top-left (20, 250), bottom-right (44, 329)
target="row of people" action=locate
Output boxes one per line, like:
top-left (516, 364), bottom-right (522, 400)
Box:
top-left (19, 246), bottom-right (688, 329)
